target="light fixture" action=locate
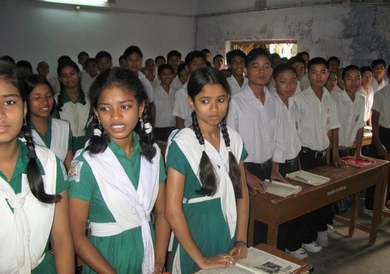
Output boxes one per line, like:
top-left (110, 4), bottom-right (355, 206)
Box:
top-left (39, 0), bottom-right (114, 7)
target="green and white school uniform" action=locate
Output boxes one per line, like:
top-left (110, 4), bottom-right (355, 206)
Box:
top-left (68, 134), bottom-right (166, 274)
top-left (0, 139), bottom-right (69, 274)
top-left (166, 127), bottom-right (246, 274)
top-left (29, 116), bottom-right (72, 163)
top-left (53, 92), bottom-right (92, 152)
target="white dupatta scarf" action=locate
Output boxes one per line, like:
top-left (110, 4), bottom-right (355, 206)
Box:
top-left (83, 143), bottom-right (160, 274)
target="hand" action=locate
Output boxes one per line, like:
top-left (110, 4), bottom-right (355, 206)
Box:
top-left (270, 170), bottom-right (290, 184)
top-left (229, 244), bottom-right (248, 260)
top-left (245, 171), bottom-right (267, 194)
top-left (356, 155), bottom-right (376, 163)
top-left (152, 262), bottom-right (164, 274)
top-left (199, 254), bottom-right (236, 270)
top-left (333, 158), bottom-right (348, 168)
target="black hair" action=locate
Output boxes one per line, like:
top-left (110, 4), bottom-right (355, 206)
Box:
top-left (16, 60), bottom-right (33, 74)
top-left (327, 56), bottom-right (340, 65)
top-left (23, 74), bottom-right (53, 119)
top-left (0, 61), bottom-right (60, 204)
top-left (85, 58), bottom-right (97, 67)
top-left (296, 51), bottom-right (310, 59)
top-left (0, 55), bottom-right (15, 65)
top-left (88, 67), bottom-right (156, 161)
top-left (157, 64), bottom-right (174, 75)
top-left (95, 51), bottom-right (112, 62)
top-left (185, 51), bottom-right (206, 66)
top-left (201, 48), bottom-right (211, 55)
top-left (167, 50), bottom-right (182, 61)
top-left (288, 56), bottom-right (306, 68)
top-left (371, 59), bottom-right (386, 69)
top-left (77, 51), bottom-right (89, 60)
top-left (56, 60), bottom-right (86, 111)
top-left (177, 63), bottom-right (187, 76)
top-left (245, 48), bottom-right (271, 68)
top-left (187, 67), bottom-right (242, 198)
top-left (272, 63), bottom-right (298, 80)
top-left (123, 46), bottom-right (143, 60)
top-left (57, 55), bottom-right (72, 64)
top-left (213, 54), bottom-right (224, 63)
top-left (155, 55), bottom-right (166, 64)
top-left (307, 57), bottom-right (329, 71)
top-left (360, 66), bottom-right (373, 75)
top-left (342, 65), bottom-right (361, 80)
top-left (226, 50), bottom-right (246, 65)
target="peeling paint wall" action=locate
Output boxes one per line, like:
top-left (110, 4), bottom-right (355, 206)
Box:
top-left (196, 5), bottom-right (390, 67)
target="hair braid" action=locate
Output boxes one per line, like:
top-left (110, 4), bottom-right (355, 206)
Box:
top-left (86, 116), bottom-right (110, 154)
top-left (220, 119), bottom-right (242, 198)
top-left (191, 111), bottom-right (217, 196)
top-left (79, 84), bottom-right (87, 105)
top-left (57, 90), bottom-right (64, 112)
top-left (136, 110), bottom-right (156, 162)
top-left (21, 124), bottom-right (60, 204)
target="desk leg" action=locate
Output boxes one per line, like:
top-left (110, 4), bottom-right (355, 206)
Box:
top-left (267, 223), bottom-right (279, 248)
top-left (248, 217), bottom-right (254, 247)
top-left (348, 193), bottom-right (360, 237)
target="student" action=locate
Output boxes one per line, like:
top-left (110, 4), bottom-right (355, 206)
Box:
top-left (118, 55), bottom-right (126, 68)
top-left (69, 68), bottom-right (170, 274)
top-left (24, 74), bottom-right (73, 170)
top-left (36, 61), bottom-right (50, 79)
top-left (95, 51), bottom-right (113, 73)
top-left (52, 60), bottom-right (93, 152)
top-left (155, 55), bottom-right (166, 67)
top-left (177, 63), bottom-right (189, 87)
top-left (288, 56), bottom-right (306, 94)
top-left (360, 66), bottom-right (374, 126)
top-left (334, 67), bottom-right (345, 93)
top-left (327, 56), bottom-right (340, 73)
top-left (165, 67), bottom-right (249, 273)
top-left (370, 59), bottom-right (389, 93)
top-left (226, 49), bottom-right (248, 95)
top-left (272, 63), bottom-right (308, 260)
top-left (49, 55), bottom-right (72, 94)
top-left (201, 48), bottom-right (211, 62)
top-left (172, 50), bottom-right (206, 129)
top-left (213, 54), bottom-right (225, 70)
top-left (83, 58), bottom-right (99, 94)
top-left (291, 57), bottom-right (345, 251)
top-left (325, 71), bottom-right (338, 93)
top-left (167, 50), bottom-right (183, 90)
top-left (153, 64), bottom-right (177, 142)
top-left (123, 45), bottom-right (156, 125)
top-left (77, 51), bottom-right (91, 90)
top-left (0, 61), bottom-right (74, 273)
top-left (16, 60), bottom-right (33, 77)
top-left (296, 51), bottom-right (310, 90)
top-left (145, 58), bottom-right (159, 87)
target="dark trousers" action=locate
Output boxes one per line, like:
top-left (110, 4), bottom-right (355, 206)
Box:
top-left (246, 159), bottom-right (302, 251)
top-left (366, 126), bottom-right (390, 209)
top-left (299, 147), bottom-right (333, 242)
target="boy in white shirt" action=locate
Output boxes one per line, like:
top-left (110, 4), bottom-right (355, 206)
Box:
top-left (226, 50), bottom-right (248, 95)
top-left (370, 59), bottom-right (389, 93)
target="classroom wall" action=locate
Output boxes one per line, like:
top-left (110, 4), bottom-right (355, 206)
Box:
top-left (0, 0), bottom-right (196, 78)
top-left (195, 2), bottom-right (390, 67)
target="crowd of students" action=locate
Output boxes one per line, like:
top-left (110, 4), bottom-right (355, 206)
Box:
top-left (1, 44), bottom-right (390, 273)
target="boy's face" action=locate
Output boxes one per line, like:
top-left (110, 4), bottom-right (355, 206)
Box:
top-left (328, 60), bottom-right (339, 73)
top-left (156, 58), bottom-right (165, 67)
top-left (159, 68), bottom-right (174, 85)
top-left (272, 70), bottom-right (297, 101)
top-left (86, 61), bottom-right (99, 78)
top-left (178, 67), bottom-right (190, 84)
top-left (373, 64), bottom-right (385, 80)
top-left (337, 68), bottom-right (344, 89)
top-left (213, 57), bottom-right (224, 71)
top-left (325, 72), bottom-right (337, 92)
top-left (245, 55), bottom-right (272, 87)
top-left (187, 57), bottom-right (206, 73)
top-left (229, 56), bottom-right (245, 77)
top-left (97, 57), bottom-right (112, 72)
top-left (126, 53), bottom-right (142, 74)
top-left (344, 69), bottom-right (361, 94)
top-left (308, 64), bottom-right (329, 90)
top-left (362, 71), bottom-right (373, 86)
top-left (168, 56), bottom-right (181, 71)
top-left (292, 62), bottom-right (305, 80)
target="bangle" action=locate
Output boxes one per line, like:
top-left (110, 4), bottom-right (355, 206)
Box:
top-left (234, 241), bottom-right (247, 246)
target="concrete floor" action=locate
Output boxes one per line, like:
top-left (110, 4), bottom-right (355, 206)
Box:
top-left (304, 196), bottom-right (390, 274)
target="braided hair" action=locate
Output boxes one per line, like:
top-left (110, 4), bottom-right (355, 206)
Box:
top-left (87, 67), bottom-right (156, 161)
top-left (56, 60), bottom-right (87, 112)
top-left (0, 60), bottom-right (60, 204)
top-left (188, 67), bottom-right (242, 198)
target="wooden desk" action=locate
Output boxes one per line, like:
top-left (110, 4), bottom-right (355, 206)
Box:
top-left (248, 159), bottom-right (389, 247)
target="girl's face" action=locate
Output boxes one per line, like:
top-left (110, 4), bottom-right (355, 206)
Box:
top-left (94, 86), bottom-right (145, 145)
top-left (189, 83), bottom-right (229, 129)
top-left (28, 84), bottom-right (53, 120)
top-left (59, 66), bottom-right (80, 90)
top-left (0, 79), bottom-right (26, 145)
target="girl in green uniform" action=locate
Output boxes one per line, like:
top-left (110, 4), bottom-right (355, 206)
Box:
top-left (0, 60), bottom-right (74, 273)
top-left (165, 67), bottom-right (249, 273)
top-left (69, 67), bottom-right (170, 274)
top-left (24, 74), bottom-right (73, 170)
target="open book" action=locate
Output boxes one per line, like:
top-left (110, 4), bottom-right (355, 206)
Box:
top-left (263, 180), bottom-right (302, 197)
top-left (197, 247), bottom-right (302, 274)
top-left (285, 170), bottom-right (330, 186)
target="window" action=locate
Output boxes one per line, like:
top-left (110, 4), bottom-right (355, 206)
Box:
top-left (228, 40), bottom-right (298, 59)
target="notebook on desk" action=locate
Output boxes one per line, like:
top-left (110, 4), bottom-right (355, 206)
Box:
top-left (341, 156), bottom-right (375, 167)
top-left (263, 180), bottom-right (302, 197)
top-left (285, 170), bottom-right (330, 186)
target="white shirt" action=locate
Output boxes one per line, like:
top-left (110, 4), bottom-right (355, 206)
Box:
top-left (294, 80), bottom-right (302, 95)
top-left (171, 76), bottom-right (183, 91)
top-left (332, 90), bottom-right (365, 147)
top-left (153, 84), bottom-right (176, 128)
top-left (359, 86), bottom-right (374, 123)
top-left (226, 85), bottom-right (285, 164)
top-left (370, 78), bottom-right (389, 93)
top-left (227, 75), bottom-right (248, 96)
top-left (372, 84), bottom-right (390, 128)
top-left (291, 86), bottom-right (340, 151)
top-left (172, 82), bottom-right (192, 127)
top-left (274, 94), bottom-right (301, 160)
top-left (299, 74), bottom-right (310, 91)
top-left (138, 71), bottom-right (154, 103)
